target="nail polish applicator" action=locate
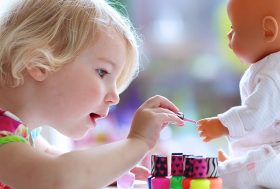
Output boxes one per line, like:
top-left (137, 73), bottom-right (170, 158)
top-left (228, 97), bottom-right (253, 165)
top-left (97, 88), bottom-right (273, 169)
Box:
top-left (176, 112), bottom-right (197, 124)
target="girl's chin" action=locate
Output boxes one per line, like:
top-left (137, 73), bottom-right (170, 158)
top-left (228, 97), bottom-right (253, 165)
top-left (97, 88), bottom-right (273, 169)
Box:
top-left (67, 124), bottom-right (93, 139)
top-left (89, 115), bottom-right (97, 127)
top-left (68, 129), bottom-right (89, 139)
top-left (56, 119), bottom-right (96, 139)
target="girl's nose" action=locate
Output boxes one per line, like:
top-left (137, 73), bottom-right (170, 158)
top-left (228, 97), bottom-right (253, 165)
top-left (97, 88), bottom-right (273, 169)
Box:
top-left (105, 88), bottom-right (120, 105)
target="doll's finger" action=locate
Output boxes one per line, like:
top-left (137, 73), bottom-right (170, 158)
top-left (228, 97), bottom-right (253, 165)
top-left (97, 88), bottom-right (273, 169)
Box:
top-left (203, 136), bottom-right (211, 142)
top-left (203, 135), bottom-right (213, 142)
top-left (199, 131), bottom-right (210, 142)
top-left (196, 120), bottom-right (202, 126)
top-left (200, 135), bottom-right (208, 142)
top-left (196, 119), bottom-right (207, 126)
top-left (199, 131), bottom-right (206, 138)
top-left (197, 126), bottom-right (204, 132)
top-left (203, 138), bottom-right (208, 142)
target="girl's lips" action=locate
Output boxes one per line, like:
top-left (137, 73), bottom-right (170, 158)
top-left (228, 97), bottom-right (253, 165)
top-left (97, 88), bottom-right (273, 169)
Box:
top-left (90, 112), bottom-right (107, 119)
top-left (89, 113), bottom-right (106, 127)
top-left (90, 113), bottom-right (99, 126)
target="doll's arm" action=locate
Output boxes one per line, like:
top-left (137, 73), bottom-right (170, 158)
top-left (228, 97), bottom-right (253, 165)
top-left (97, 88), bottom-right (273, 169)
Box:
top-left (197, 117), bottom-right (229, 142)
top-left (218, 76), bottom-right (280, 137)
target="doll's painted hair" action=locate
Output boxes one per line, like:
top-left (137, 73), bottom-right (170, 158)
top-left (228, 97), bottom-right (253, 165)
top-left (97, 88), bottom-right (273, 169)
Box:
top-left (0, 0), bottom-right (139, 92)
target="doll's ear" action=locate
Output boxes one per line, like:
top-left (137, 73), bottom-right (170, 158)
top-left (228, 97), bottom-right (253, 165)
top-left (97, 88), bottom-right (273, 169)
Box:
top-left (26, 66), bottom-right (48, 82)
top-left (262, 16), bottom-right (279, 42)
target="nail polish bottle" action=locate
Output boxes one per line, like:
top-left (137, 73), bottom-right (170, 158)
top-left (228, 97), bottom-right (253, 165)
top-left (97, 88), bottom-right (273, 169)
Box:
top-left (190, 179), bottom-right (210, 189)
top-left (182, 155), bottom-right (195, 189)
top-left (147, 175), bottom-right (152, 189)
top-left (206, 157), bottom-right (219, 178)
top-left (150, 155), bottom-right (170, 189)
top-left (183, 155), bottom-right (208, 189)
top-left (170, 153), bottom-right (185, 189)
top-left (206, 157), bottom-right (222, 189)
top-left (182, 178), bottom-right (192, 189)
top-left (208, 178), bottom-right (223, 189)
top-left (192, 157), bottom-right (207, 178)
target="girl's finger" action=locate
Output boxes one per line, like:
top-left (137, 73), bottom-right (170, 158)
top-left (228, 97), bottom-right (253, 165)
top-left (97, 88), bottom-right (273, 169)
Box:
top-left (152, 108), bottom-right (184, 126)
top-left (143, 95), bottom-right (180, 113)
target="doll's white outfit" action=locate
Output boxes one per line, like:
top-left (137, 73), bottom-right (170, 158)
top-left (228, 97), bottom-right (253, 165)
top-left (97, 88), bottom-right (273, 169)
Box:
top-left (217, 51), bottom-right (280, 189)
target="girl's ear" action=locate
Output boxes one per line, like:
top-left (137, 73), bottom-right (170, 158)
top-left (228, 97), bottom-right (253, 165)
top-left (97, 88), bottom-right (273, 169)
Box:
top-left (262, 16), bottom-right (279, 42)
top-left (26, 66), bottom-right (48, 82)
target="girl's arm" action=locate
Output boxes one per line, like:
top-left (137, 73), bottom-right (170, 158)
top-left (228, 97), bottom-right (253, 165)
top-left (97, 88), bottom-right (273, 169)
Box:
top-left (0, 95), bottom-right (184, 189)
top-left (0, 138), bottom-right (148, 189)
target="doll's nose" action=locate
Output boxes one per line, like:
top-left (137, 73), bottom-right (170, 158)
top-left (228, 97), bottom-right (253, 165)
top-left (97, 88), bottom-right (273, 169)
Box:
top-left (227, 30), bottom-right (233, 39)
top-left (227, 30), bottom-right (233, 49)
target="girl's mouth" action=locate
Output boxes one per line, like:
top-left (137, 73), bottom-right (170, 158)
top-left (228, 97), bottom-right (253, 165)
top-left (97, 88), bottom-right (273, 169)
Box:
top-left (90, 113), bottom-right (100, 125)
top-left (90, 113), bottom-right (102, 119)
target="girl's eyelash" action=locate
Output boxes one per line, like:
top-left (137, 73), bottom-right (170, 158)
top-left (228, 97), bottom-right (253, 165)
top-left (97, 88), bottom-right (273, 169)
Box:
top-left (96, 69), bottom-right (109, 78)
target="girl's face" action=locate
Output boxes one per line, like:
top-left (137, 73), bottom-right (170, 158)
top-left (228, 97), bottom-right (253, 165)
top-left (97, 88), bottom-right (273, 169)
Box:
top-left (37, 30), bottom-right (127, 138)
top-left (226, 0), bottom-right (266, 63)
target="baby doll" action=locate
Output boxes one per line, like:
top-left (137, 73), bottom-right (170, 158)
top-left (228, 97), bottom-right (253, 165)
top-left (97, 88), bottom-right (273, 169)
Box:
top-left (197, 0), bottom-right (280, 188)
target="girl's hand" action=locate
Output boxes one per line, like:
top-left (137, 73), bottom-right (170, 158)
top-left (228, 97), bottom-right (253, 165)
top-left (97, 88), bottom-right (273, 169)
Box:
top-left (108, 165), bottom-right (150, 186)
top-left (130, 165), bottom-right (150, 181)
top-left (128, 95), bottom-right (184, 149)
top-left (196, 117), bottom-right (229, 142)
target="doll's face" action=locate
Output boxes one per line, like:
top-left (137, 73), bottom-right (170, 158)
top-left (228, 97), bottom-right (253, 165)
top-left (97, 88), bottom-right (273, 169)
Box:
top-left (226, 0), bottom-right (268, 63)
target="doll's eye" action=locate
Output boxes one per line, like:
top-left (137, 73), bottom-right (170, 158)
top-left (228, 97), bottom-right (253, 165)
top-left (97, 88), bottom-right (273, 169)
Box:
top-left (96, 69), bottom-right (109, 78)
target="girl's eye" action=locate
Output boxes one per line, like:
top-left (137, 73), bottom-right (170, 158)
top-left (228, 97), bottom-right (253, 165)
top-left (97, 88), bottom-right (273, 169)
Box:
top-left (96, 69), bottom-right (108, 78)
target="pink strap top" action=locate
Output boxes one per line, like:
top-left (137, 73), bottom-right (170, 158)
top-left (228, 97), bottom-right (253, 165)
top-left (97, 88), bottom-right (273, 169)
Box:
top-left (0, 110), bottom-right (34, 189)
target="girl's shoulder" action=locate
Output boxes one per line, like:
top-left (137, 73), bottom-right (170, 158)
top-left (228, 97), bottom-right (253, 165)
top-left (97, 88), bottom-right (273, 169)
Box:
top-left (0, 110), bottom-right (33, 146)
top-left (0, 111), bottom-right (43, 189)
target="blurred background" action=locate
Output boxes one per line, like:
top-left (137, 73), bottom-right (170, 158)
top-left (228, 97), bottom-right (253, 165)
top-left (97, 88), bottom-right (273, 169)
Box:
top-left (43, 0), bottom-right (248, 169)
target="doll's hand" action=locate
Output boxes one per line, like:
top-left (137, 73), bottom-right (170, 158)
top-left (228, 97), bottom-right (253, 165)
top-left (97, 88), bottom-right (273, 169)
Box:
top-left (196, 117), bottom-right (229, 142)
top-left (128, 95), bottom-right (184, 149)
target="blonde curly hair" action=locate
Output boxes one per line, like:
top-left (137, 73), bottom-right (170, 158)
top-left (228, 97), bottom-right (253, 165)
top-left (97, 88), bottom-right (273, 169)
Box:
top-left (0, 0), bottom-right (139, 93)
